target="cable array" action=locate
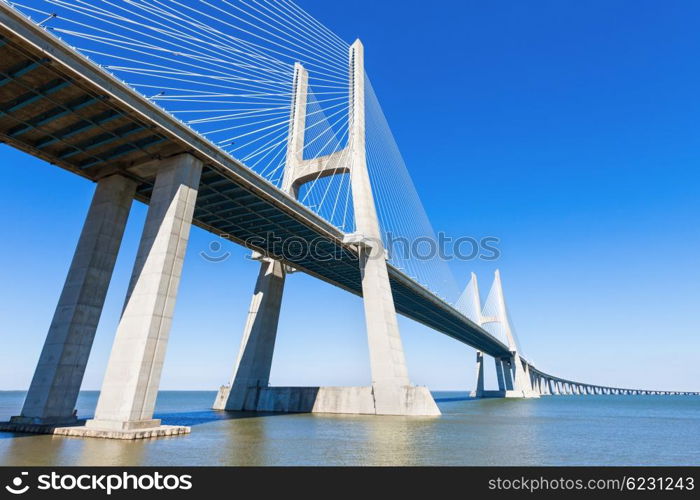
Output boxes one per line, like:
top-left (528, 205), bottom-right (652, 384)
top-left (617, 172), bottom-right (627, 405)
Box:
top-left (12, 0), bottom-right (461, 301)
top-left (365, 76), bottom-right (459, 301)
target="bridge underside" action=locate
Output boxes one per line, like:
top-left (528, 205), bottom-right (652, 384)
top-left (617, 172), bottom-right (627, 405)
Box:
top-left (0, 13), bottom-right (510, 358)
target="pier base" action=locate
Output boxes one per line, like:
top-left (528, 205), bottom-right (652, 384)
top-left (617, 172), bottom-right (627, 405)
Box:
top-left (215, 385), bottom-right (440, 416)
top-left (0, 418), bottom-right (189, 439)
top-left (54, 424), bottom-right (190, 440)
top-left (0, 418), bottom-right (84, 435)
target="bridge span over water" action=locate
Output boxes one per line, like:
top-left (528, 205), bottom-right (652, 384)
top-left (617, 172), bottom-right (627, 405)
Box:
top-left (0, 1), bottom-right (694, 439)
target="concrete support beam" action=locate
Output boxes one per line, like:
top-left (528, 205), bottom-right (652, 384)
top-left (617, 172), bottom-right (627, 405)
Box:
top-left (347, 41), bottom-right (437, 416)
top-left (214, 258), bottom-right (286, 411)
top-left (470, 351), bottom-right (484, 398)
top-left (215, 63), bottom-right (302, 412)
top-left (6, 175), bottom-right (136, 430)
top-left (507, 355), bottom-right (537, 398)
top-left (80, 154), bottom-right (202, 438)
top-left (495, 358), bottom-right (506, 391)
top-left (501, 358), bottom-right (515, 390)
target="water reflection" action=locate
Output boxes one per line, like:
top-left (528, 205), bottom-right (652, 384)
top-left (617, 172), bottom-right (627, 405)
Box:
top-left (0, 392), bottom-right (698, 466)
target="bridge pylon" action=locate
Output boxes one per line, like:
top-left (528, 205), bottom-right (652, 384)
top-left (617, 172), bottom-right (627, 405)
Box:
top-left (457, 273), bottom-right (486, 397)
top-left (488, 270), bottom-right (539, 398)
top-left (4, 175), bottom-right (137, 430)
top-left (463, 270), bottom-right (539, 399)
top-left (214, 41), bottom-right (439, 416)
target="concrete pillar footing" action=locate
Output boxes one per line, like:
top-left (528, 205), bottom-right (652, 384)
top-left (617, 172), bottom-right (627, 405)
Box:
top-left (214, 385), bottom-right (440, 416)
top-left (7, 415), bottom-right (80, 426)
top-left (53, 424), bottom-right (190, 440)
top-left (0, 420), bottom-right (192, 440)
top-left (0, 419), bottom-right (85, 435)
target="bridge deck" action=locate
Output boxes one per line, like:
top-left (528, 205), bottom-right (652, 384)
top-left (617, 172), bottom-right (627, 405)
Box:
top-left (0, 4), bottom-right (511, 359)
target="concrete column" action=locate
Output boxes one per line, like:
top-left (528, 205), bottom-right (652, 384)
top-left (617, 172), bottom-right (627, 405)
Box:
top-left (470, 351), bottom-right (484, 398)
top-left (502, 358), bottom-right (515, 390)
top-left (85, 154), bottom-right (202, 433)
top-left (489, 271), bottom-right (534, 398)
top-left (9, 175), bottom-right (136, 427)
top-left (348, 40), bottom-right (434, 415)
top-left (216, 257), bottom-right (286, 410)
top-left (511, 354), bottom-right (535, 397)
top-left (215, 64), bottom-right (307, 411)
top-left (495, 358), bottom-right (506, 391)
top-left (281, 62), bottom-right (308, 198)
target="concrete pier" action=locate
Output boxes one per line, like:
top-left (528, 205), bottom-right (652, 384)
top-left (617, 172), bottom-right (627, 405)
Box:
top-left (495, 358), bottom-right (506, 391)
top-left (348, 41), bottom-right (437, 415)
top-left (215, 64), bottom-right (306, 412)
top-left (214, 257), bottom-right (286, 411)
top-left (5, 175), bottom-right (136, 431)
top-left (470, 351), bottom-right (485, 398)
top-left (77, 154), bottom-right (202, 439)
top-left (215, 42), bottom-right (439, 417)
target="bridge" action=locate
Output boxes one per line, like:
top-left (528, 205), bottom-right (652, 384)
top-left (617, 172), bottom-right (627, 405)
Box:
top-left (0, 1), bottom-right (694, 439)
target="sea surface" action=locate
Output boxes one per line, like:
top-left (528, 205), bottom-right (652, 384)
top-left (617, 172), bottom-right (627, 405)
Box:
top-left (0, 391), bottom-right (698, 466)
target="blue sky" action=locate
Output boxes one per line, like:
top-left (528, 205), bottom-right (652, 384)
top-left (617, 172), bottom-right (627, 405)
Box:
top-left (1, 0), bottom-right (699, 392)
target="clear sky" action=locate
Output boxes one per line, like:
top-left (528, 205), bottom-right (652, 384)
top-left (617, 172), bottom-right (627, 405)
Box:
top-left (1, 0), bottom-right (698, 392)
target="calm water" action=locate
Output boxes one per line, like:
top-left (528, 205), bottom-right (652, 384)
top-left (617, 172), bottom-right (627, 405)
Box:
top-left (0, 391), bottom-right (698, 466)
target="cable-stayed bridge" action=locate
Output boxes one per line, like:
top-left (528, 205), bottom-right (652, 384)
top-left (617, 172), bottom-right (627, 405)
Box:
top-left (0, 1), bottom-right (694, 439)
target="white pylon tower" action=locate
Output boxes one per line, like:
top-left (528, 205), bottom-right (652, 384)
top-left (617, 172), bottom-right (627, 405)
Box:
top-left (212, 63), bottom-right (309, 412)
top-left (456, 273), bottom-right (485, 397)
top-left (216, 41), bottom-right (439, 415)
top-left (482, 270), bottom-right (538, 398)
